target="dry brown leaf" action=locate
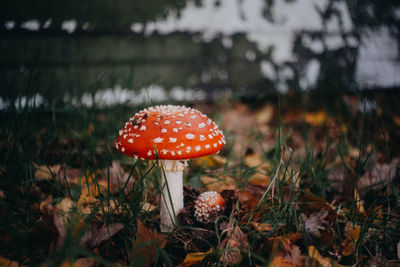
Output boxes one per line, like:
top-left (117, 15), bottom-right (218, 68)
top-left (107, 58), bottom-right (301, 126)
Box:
top-left (397, 241), bottom-right (400, 261)
top-left (219, 223), bottom-right (248, 265)
top-left (81, 223), bottom-right (124, 248)
top-left (308, 246), bottom-right (345, 267)
top-left (301, 207), bottom-right (335, 247)
top-left (179, 248), bottom-right (213, 267)
top-left (191, 155), bottom-right (226, 169)
top-left (130, 220), bottom-right (167, 267)
top-left (244, 152), bottom-right (264, 168)
top-left (265, 233), bottom-right (303, 267)
top-left (337, 222), bottom-right (360, 257)
top-left (252, 222), bottom-right (272, 232)
top-left (357, 158), bottom-right (399, 194)
top-left (200, 175), bottom-right (236, 192)
top-left (99, 161), bottom-right (133, 194)
top-left (255, 104), bottom-right (274, 125)
top-left (34, 164), bottom-right (61, 180)
top-left (142, 202), bottom-right (157, 212)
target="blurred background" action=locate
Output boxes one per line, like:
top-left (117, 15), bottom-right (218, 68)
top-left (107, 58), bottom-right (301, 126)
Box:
top-left (1, 0), bottom-right (399, 107)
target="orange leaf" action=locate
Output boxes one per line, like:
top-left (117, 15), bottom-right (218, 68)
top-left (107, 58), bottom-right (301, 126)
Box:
top-left (0, 257), bottom-right (19, 267)
top-left (252, 222), bottom-right (272, 232)
top-left (308, 246), bottom-right (345, 267)
top-left (339, 223), bottom-right (360, 257)
top-left (266, 233), bottom-right (304, 267)
top-left (180, 248), bottom-right (213, 267)
top-left (305, 111), bottom-right (326, 126)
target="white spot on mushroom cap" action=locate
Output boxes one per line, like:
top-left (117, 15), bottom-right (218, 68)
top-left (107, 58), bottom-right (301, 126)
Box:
top-left (161, 129), bottom-right (167, 133)
top-left (128, 139), bottom-right (133, 143)
top-left (164, 120), bottom-right (170, 125)
top-left (185, 133), bottom-right (195, 140)
top-left (147, 150), bottom-right (152, 156)
top-left (200, 135), bottom-right (206, 141)
top-left (205, 144), bottom-right (210, 149)
top-left (176, 120), bottom-right (182, 124)
top-left (173, 128), bottom-right (178, 133)
top-left (198, 122), bottom-right (206, 128)
top-left (169, 137), bottom-right (177, 143)
top-left (195, 145), bottom-right (201, 151)
top-left (121, 147), bottom-right (125, 152)
top-left (140, 125), bottom-right (146, 131)
top-left (154, 137), bottom-right (164, 143)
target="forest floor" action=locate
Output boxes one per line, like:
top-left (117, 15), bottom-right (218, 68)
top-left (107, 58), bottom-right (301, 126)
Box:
top-left (0, 90), bottom-right (399, 266)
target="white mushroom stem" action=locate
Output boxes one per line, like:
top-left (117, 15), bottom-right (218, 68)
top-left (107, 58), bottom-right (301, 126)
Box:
top-left (159, 159), bottom-right (187, 232)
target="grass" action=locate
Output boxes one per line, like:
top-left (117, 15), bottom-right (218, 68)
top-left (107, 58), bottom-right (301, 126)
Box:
top-left (0, 91), bottom-right (399, 266)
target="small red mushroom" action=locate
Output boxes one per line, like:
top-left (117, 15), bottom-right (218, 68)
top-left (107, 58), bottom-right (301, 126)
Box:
top-left (194, 191), bottom-right (226, 224)
top-left (116, 105), bottom-right (225, 231)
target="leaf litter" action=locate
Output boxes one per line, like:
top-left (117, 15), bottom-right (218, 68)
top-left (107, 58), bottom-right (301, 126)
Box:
top-left (1, 94), bottom-right (400, 266)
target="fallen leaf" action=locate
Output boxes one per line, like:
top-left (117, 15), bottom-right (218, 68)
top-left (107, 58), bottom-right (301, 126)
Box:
top-left (305, 111), bottom-right (326, 126)
top-left (252, 222), bottom-right (272, 232)
top-left (142, 202), bottom-right (157, 212)
top-left (301, 207), bottom-right (335, 247)
top-left (191, 155), bottom-right (226, 169)
top-left (265, 233), bottom-right (304, 267)
top-left (338, 222), bottom-right (360, 257)
top-left (358, 158), bottom-right (399, 194)
top-left (81, 223), bottom-right (124, 248)
top-left (308, 246), bottom-right (345, 267)
top-left (34, 164), bottom-right (61, 180)
top-left (394, 116), bottom-right (400, 127)
top-left (397, 241), bottom-right (400, 260)
top-left (99, 161), bottom-right (133, 194)
top-left (130, 220), bottom-right (167, 267)
top-left (200, 175), bottom-right (236, 192)
top-left (59, 258), bottom-right (97, 267)
top-left (180, 248), bottom-right (213, 267)
top-left (255, 104), bottom-right (274, 125)
top-left (0, 257), bottom-right (20, 267)
top-left (219, 222), bottom-right (248, 265)
top-left (57, 197), bottom-right (74, 222)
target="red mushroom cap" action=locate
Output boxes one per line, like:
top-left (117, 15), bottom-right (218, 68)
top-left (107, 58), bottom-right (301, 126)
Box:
top-left (116, 105), bottom-right (225, 160)
top-left (194, 191), bottom-right (226, 223)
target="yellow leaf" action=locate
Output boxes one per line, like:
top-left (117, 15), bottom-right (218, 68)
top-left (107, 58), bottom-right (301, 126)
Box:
top-left (305, 111), bottom-right (326, 126)
top-left (200, 175), bottom-right (236, 192)
top-left (180, 248), bottom-right (213, 267)
top-left (252, 222), bottom-right (272, 232)
top-left (191, 155), bottom-right (226, 169)
top-left (308, 246), bottom-right (345, 267)
top-left (34, 164), bottom-right (61, 180)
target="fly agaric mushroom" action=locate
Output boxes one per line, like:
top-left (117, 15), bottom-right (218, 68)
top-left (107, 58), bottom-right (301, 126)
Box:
top-left (116, 105), bottom-right (225, 231)
top-left (194, 191), bottom-right (226, 224)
